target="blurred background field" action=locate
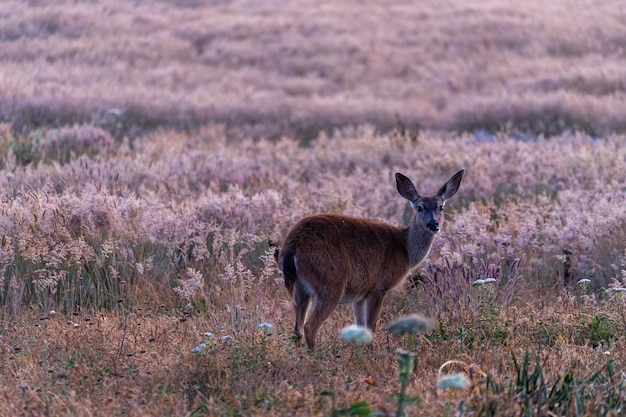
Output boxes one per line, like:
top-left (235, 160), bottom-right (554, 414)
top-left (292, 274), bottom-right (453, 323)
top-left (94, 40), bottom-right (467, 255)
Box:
top-left (2, 0), bottom-right (626, 139)
top-left (1, 1), bottom-right (626, 416)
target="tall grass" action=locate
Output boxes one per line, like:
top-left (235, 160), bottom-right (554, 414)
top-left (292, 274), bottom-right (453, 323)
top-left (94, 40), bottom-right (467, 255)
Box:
top-left (2, 125), bottom-right (625, 315)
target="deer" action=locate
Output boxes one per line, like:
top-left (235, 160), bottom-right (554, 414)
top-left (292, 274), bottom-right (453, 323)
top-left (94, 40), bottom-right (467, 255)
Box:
top-left (277, 169), bottom-right (465, 350)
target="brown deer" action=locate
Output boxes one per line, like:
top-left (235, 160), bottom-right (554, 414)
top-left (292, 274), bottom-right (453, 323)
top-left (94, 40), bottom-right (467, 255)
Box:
top-left (277, 170), bottom-right (465, 350)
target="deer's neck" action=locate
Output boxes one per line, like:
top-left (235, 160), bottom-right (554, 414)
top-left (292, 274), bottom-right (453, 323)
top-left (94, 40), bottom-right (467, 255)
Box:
top-left (405, 225), bottom-right (436, 268)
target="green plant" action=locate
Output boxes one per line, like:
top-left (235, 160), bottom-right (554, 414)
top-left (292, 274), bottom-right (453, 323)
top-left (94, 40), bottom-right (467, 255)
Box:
top-left (387, 314), bottom-right (433, 416)
top-left (332, 399), bottom-right (374, 416)
top-left (1, 129), bottom-right (45, 166)
top-left (394, 348), bottom-right (416, 417)
top-left (577, 314), bottom-right (617, 348)
top-left (476, 349), bottom-right (626, 416)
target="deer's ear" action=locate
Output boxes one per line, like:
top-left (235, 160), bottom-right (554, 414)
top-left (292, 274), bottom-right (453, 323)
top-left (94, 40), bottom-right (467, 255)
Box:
top-left (396, 173), bottom-right (419, 202)
top-left (438, 169), bottom-right (465, 201)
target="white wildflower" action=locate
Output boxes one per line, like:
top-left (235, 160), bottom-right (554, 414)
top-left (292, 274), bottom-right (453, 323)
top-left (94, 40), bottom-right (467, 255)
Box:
top-left (191, 343), bottom-right (207, 353)
top-left (387, 314), bottom-right (434, 335)
top-left (437, 373), bottom-right (471, 390)
top-left (340, 324), bottom-right (374, 345)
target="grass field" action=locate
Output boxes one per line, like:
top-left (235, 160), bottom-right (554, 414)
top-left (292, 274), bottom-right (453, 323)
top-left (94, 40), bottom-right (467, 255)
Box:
top-left (1, 1), bottom-right (626, 416)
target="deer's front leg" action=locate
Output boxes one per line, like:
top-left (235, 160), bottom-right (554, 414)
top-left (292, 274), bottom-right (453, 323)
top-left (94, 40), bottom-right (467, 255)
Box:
top-left (353, 298), bottom-right (367, 327)
top-left (365, 292), bottom-right (385, 332)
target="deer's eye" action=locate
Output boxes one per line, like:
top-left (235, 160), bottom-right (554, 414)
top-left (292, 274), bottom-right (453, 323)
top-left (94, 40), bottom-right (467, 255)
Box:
top-left (416, 205), bottom-right (424, 212)
top-left (438, 205), bottom-right (444, 212)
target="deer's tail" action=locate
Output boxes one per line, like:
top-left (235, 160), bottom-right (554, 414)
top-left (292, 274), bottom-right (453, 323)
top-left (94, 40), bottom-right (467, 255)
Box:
top-left (279, 245), bottom-right (298, 293)
top-left (270, 239), bottom-right (298, 293)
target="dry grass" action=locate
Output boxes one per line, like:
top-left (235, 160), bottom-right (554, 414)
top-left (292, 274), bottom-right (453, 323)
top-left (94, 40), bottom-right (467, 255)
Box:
top-left (2, 290), bottom-right (625, 416)
top-left (1, 0), bottom-right (625, 138)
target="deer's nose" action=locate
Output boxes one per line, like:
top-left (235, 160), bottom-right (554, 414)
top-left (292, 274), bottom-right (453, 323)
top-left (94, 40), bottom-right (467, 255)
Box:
top-left (427, 219), bottom-right (439, 232)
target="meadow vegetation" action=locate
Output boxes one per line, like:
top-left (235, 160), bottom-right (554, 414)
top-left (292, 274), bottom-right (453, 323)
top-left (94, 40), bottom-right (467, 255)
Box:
top-left (1, 0), bottom-right (626, 416)
top-left (1, 124), bottom-right (625, 416)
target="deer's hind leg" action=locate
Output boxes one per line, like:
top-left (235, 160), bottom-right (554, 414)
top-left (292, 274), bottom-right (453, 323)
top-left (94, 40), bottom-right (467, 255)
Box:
top-left (303, 296), bottom-right (341, 351)
top-left (292, 278), bottom-right (315, 343)
top-left (296, 256), bottom-right (344, 350)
